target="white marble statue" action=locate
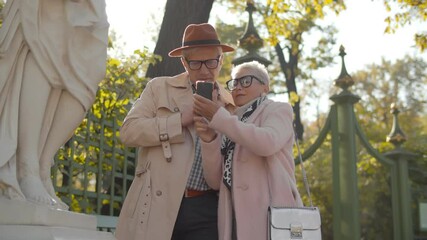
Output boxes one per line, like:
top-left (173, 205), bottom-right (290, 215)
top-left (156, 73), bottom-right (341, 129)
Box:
top-left (0, 0), bottom-right (109, 210)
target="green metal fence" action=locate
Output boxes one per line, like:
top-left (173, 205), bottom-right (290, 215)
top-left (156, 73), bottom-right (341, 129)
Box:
top-left (52, 109), bottom-right (136, 232)
top-left (296, 47), bottom-right (425, 239)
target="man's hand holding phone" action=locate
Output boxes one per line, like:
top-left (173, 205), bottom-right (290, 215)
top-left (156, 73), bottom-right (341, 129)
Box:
top-left (194, 81), bottom-right (220, 121)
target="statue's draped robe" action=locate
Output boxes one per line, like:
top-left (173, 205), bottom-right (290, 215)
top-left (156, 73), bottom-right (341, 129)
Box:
top-left (0, 0), bottom-right (109, 199)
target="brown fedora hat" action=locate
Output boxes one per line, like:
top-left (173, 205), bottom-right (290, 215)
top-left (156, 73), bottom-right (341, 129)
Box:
top-left (168, 23), bottom-right (235, 57)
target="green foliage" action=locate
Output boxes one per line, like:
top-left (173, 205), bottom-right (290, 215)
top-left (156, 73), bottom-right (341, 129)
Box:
top-left (89, 48), bottom-right (159, 124)
top-left (0, 0), bottom-right (4, 26)
top-left (352, 55), bottom-right (427, 131)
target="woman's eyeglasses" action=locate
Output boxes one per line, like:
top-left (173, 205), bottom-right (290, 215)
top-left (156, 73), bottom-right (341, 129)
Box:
top-left (225, 75), bottom-right (264, 91)
top-left (185, 56), bottom-right (221, 70)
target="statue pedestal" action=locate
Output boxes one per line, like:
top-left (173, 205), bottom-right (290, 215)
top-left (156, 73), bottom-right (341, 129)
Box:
top-left (0, 199), bottom-right (116, 240)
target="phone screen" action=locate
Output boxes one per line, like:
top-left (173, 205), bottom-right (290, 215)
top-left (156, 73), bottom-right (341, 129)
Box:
top-left (196, 81), bottom-right (213, 100)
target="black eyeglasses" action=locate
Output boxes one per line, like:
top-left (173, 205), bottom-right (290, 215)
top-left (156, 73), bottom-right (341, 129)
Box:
top-left (226, 75), bottom-right (264, 91)
top-left (185, 56), bottom-right (221, 70)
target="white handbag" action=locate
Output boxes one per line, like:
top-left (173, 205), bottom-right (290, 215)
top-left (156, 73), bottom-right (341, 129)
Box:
top-left (268, 206), bottom-right (321, 239)
top-left (267, 133), bottom-right (322, 240)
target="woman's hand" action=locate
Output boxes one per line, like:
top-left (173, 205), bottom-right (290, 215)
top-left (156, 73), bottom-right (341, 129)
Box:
top-left (193, 116), bottom-right (217, 142)
top-left (193, 91), bottom-right (220, 121)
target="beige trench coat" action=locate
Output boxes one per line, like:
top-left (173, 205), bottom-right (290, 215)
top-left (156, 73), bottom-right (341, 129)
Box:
top-left (115, 72), bottom-right (232, 240)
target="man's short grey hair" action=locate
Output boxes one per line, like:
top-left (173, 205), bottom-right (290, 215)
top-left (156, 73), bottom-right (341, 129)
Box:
top-left (231, 61), bottom-right (269, 84)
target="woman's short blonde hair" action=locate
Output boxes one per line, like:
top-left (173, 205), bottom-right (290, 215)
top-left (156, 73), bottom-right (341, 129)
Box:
top-left (231, 61), bottom-right (269, 85)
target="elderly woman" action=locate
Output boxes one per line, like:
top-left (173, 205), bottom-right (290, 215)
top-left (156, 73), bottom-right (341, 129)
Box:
top-left (193, 61), bottom-right (303, 240)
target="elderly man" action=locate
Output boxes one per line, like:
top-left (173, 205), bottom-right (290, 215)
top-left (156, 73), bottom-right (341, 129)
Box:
top-left (115, 23), bottom-right (234, 240)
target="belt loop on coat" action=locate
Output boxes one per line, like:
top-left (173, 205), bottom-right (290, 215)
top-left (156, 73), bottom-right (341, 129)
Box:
top-left (159, 117), bottom-right (172, 162)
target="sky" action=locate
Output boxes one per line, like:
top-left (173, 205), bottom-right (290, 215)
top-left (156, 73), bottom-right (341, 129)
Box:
top-left (105, 0), bottom-right (425, 67)
top-left (105, 0), bottom-right (426, 121)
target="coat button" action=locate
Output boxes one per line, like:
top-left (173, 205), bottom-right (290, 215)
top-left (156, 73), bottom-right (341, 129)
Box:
top-left (156, 190), bottom-right (162, 196)
top-left (174, 107), bottom-right (180, 112)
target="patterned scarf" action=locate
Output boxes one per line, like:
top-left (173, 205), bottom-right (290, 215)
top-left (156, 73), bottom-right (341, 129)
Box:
top-left (221, 96), bottom-right (267, 190)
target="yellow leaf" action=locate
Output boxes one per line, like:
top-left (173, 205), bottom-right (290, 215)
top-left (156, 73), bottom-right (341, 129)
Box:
top-left (289, 91), bottom-right (300, 106)
top-left (108, 58), bottom-right (121, 67)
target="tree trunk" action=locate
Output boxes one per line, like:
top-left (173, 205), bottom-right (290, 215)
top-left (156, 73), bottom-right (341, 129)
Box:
top-left (146, 0), bottom-right (214, 78)
top-left (275, 43), bottom-right (304, 141)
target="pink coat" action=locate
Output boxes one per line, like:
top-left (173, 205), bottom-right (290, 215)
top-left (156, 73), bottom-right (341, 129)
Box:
top-left (201, 99), bottom-right (303, 240)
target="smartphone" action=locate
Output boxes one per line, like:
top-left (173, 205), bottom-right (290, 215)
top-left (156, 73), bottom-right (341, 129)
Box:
top-left (196, 81), bottom-right (213, 100)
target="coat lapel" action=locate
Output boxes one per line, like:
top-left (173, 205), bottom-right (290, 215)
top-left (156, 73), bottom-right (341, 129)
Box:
top-left (166, 73), bottom-right (197, 142)
top-left (244, 99), bottom-right (272, 124)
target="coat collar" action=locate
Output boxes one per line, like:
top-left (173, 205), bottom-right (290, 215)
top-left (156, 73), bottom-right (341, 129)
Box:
top-left (241, 98), bottom-right (273, 123)
top-left (167, 72), bottom-right (191, 89)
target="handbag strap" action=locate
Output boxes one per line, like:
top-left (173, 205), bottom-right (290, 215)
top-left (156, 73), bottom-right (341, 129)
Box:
top-left (294, 128), bottom-right (314, 207)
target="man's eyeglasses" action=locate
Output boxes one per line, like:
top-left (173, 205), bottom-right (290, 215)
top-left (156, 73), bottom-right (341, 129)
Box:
top-left (185, 56), bottom-right (221, 70)
top-left (226, 75), bottom-right (264, 91)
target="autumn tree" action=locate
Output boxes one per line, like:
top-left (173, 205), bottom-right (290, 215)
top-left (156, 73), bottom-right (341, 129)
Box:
top-left (347, 55), bottom-right (426, 158)
top-left (383, 0), bottom-right (427, 52)
top-left (264, 0), bottom-right (348, 140)
top-left (219, 1), bottom-right (345, 140)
